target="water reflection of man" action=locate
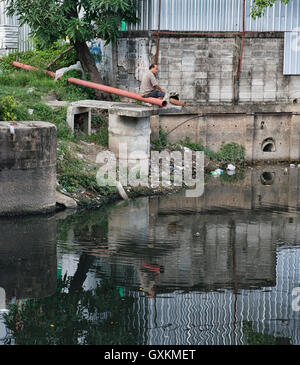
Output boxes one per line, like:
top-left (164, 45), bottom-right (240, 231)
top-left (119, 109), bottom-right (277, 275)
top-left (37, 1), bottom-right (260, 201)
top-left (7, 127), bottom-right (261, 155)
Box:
top-left (138, 262), bottom-right (164, 298)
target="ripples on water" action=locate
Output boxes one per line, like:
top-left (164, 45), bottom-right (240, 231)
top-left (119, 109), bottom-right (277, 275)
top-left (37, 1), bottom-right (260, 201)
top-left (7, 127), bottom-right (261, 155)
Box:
top-left (0, 166), bottom-right (299, 345)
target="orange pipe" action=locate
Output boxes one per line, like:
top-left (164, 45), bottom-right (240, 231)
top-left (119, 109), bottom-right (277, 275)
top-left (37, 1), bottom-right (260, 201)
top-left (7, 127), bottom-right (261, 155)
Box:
top-left (12, 61), bottom-right (56, 78)
top-left (10, 60), bottom-right (167, 107)
top-left (67, 77), bottom-right (167, 107)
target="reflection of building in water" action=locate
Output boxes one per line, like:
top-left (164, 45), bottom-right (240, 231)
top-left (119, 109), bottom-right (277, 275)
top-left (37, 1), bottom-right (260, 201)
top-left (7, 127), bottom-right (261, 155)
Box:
top-left (54, 166), bottom-right (300, 344)
top-left (0, 215), bottom-right (57, 306)
top-left (101, 166), bottom-right (300, 344)
top-left (106, 198), bottom-right (300, 292)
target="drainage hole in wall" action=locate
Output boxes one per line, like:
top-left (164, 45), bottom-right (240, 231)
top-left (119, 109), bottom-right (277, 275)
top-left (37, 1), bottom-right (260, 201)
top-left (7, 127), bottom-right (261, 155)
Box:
top-left (260, 172), bottom-right (275, 186)
top-left (262, 137), bottom-right (276, 152)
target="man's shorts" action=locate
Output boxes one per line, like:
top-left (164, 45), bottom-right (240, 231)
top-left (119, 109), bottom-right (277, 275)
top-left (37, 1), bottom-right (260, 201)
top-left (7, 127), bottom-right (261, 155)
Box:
top-left (144, 89), bottom-right (165, 98)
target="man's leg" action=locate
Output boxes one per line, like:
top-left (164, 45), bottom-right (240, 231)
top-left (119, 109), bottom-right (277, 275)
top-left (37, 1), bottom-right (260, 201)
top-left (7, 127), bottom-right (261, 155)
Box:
top-left (146, 89), bottom-right (165, 99)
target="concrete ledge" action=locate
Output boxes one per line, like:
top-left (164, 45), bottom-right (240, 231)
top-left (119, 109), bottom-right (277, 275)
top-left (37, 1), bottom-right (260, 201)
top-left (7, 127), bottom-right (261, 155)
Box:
top-left (158, 103), bottom-right (300, 115)
top-left (109, 104), bottom-right (160, 118)
top-left (66, 100), bottom-right (159, 134)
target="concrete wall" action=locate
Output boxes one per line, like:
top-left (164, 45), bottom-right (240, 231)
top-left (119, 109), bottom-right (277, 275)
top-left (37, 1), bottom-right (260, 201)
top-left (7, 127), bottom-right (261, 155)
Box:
top-left (99, 32), bottom-right (300, 161)
top-left (152, 107), bottom-right (300, 162)
top-left (103, 32), bottom-right (300, 105)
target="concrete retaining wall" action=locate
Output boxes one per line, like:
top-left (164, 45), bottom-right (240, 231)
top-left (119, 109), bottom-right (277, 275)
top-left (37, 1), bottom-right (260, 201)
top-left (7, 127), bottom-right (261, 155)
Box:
top-left (0, 121), bottom-right (57, 215)
top-left (150, 103), bottom-right (300, 162)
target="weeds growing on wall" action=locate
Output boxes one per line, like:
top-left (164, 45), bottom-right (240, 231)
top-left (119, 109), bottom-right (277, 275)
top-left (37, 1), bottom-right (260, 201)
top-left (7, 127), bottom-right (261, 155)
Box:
top-left (151, 132), bottom-right (246, 167)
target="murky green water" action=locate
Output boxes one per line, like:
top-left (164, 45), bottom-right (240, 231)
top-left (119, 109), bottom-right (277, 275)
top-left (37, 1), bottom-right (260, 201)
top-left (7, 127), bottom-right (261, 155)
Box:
top-left (0, 166), bottom-right (299, 345)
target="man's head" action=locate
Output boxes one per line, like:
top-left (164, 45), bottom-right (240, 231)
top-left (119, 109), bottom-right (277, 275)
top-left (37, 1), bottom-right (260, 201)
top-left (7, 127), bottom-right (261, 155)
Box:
top-left (149, 64), bottom-right (158, 75)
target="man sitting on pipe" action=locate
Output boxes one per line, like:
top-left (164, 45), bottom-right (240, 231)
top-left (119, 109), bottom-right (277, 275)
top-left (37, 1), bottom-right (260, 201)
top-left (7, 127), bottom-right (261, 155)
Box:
top-left (140, 64), bottom-right (166, 99)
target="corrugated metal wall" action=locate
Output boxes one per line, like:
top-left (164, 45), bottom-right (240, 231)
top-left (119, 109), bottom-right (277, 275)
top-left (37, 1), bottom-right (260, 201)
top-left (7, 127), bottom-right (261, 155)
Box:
top-left (152, 0), bottom-right (244, 32)
top-left (127, 0), bottom-right (300, 32)
top-left (0, 2), bottom-right (32, 53)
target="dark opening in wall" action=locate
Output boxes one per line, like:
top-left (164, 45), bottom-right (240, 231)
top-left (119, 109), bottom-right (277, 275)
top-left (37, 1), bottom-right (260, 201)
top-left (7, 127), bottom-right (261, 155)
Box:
top-left (262, 138), bottom-right (276, 152)
top-left (260, 172), bottom-right (275, 185)
top-left (74, 112), bottom-right (89, 134)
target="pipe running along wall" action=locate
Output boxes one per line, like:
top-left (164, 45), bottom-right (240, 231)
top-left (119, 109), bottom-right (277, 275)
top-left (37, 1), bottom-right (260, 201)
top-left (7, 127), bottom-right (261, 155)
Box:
top-left (8, 61), bottom-right (167, 107)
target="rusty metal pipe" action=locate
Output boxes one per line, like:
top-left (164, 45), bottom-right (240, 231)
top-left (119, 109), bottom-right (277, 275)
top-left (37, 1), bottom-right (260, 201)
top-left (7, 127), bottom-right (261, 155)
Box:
top-left (12, 61), bottom-right (56, 78)
top-left (67, 77), bottom-right (167, 107)
top-left (10, 60), bottom-right (167, 107)
top-left (155, 0), bottom-right (162, 65)
top-left (236, 0), bottom-right (246, 81)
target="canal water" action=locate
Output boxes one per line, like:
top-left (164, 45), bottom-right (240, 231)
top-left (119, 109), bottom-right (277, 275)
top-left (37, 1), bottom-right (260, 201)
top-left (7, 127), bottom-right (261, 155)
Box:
top-left (0, 165), bottom-right (299, 345)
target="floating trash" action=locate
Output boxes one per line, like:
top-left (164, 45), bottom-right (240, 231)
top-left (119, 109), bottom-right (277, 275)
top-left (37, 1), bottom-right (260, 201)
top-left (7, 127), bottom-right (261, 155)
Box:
top-left (210, 169), bottom-right (223, 177)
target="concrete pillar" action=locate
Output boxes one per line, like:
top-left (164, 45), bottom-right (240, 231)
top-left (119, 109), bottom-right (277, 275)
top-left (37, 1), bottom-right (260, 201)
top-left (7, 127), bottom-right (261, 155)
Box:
top-left (0, 121), bottom-right (57, 215)
top-left (108, 105), bottom-right (159, 160)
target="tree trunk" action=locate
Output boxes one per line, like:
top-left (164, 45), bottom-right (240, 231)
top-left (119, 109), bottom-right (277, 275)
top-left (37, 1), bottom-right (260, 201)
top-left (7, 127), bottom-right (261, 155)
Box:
top-left (73, 39), bottom-right (112, 101)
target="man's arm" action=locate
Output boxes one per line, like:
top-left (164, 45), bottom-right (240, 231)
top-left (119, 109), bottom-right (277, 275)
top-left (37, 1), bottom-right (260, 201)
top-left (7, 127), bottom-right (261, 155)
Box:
top-left (154, 84), bottom-right (166, 94)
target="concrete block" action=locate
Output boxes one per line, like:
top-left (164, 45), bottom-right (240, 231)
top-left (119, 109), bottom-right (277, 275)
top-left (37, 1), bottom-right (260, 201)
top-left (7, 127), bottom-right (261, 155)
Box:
top-left (239, 92), bottom-right (252, 101)
top-left (222, 64), bottom-right (233, 72)
top-left (252, 79), bottom-right (264, 86)
top-left (169, 78), bottom-right (182, 87)
top-left (221, 72), bottom-right (233, 80)
top-left (208, 93), bottom-right (220, 102)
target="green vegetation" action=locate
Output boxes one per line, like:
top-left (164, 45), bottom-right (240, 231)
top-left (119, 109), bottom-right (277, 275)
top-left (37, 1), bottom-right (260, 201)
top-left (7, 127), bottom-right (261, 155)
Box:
top-left (151, 129), bottom-right (246, 167)
top-left (0, 42), bottom-right (77, 73)
top-left (56, 140), bottom-right (114, 195)
top-left (3, 276), bottom-right (140, 345)
top-left (251, 0), bottom-right (291, 18)
top-left (0, 95), bottom-right (17, 121)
